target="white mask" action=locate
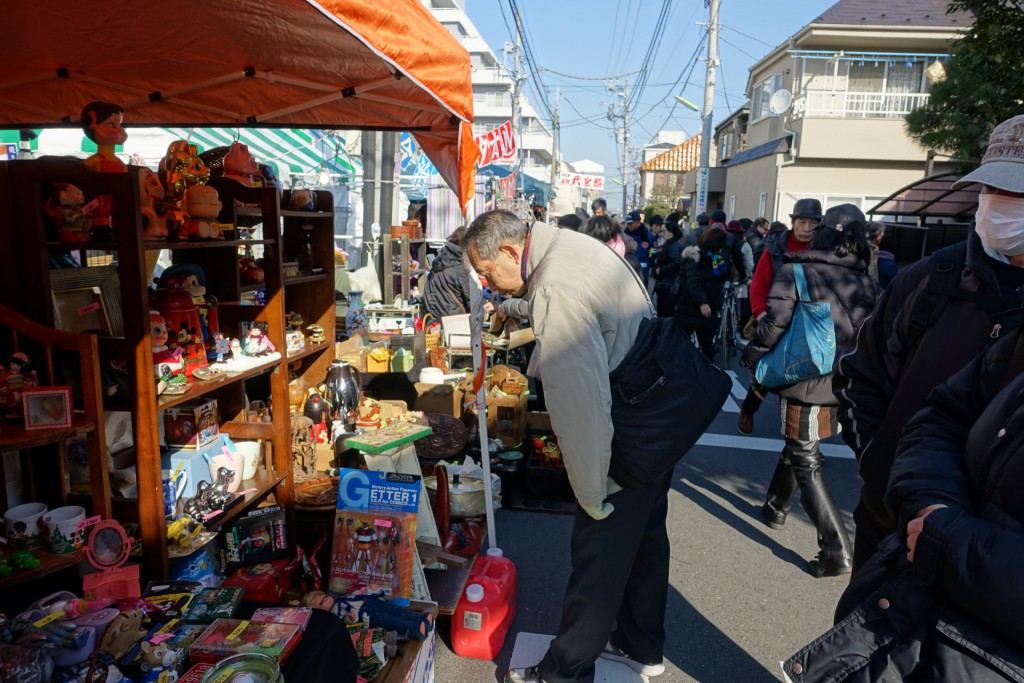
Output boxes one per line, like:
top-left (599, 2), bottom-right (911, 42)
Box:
top-left (975, 193), bottom-right (1024, 256)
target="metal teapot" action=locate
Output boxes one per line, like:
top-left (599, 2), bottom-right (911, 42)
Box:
top-left (319, 359), bottom-right (361, 430)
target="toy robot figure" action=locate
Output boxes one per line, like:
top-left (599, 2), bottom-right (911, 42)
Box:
top-left (351, 522), bottom-right (376, 575)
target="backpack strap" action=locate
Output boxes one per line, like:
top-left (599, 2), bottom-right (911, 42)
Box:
top-left (901, 242), bottom-right (967, 349)
top-left (792, 263), bottom-right (809, 302)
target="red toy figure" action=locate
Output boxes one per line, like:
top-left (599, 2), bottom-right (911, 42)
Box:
top-left (200, 142), bottom-right (260, 187)
top-left (44, 182), bottom-right (93, 244)
top-left (81, 101), bottom-right (128, 235)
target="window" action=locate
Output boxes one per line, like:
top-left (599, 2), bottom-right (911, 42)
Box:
top-left (758, 192), bottom-right (767, 218)
top-left (719, 130), bottom-right (735, 161)
top-left (441, 22), bottom-right (466, 38)
top-left (751, 73), bottom-right (783, 121)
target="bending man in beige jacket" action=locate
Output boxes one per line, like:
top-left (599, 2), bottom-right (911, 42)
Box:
top-left (464, 210), bottom-right (670, 683)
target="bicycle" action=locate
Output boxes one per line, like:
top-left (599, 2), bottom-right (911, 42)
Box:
top-left (715, 281), bottom-right (746, 366)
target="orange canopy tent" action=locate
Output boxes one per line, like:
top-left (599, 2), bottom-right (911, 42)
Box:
top-left (0, 0), bottom-right (479, 209)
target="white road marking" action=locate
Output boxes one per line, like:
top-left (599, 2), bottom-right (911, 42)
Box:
top-left (726, 370), bottom-right (747, 401)
top-left (722, 396), bottom-right (740, 413)
top-left (696, 432), bottom-right (855, 459)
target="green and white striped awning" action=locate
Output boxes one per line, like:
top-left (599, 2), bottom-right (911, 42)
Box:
top-left (163, 128), bottom-right (359, 179)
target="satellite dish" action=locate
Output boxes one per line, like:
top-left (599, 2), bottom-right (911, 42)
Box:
top-left (769, 89), bottom-right (793, 116)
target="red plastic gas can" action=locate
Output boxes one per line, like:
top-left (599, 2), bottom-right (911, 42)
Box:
top-left (452, 548), bottom-right (517, 660)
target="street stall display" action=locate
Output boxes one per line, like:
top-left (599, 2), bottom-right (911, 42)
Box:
top-left (0, 0), bottom-right (496, 681)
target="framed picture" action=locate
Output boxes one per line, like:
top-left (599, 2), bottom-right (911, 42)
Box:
top-left (23, 386), bottom-right (73, 431)
top-left (50, 266), bottom-right (124, 337)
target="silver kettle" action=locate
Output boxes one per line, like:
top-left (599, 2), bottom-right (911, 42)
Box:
top-left (320, 359), bottom-right (361, 430)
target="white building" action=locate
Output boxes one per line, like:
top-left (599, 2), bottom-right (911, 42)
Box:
top-left (423, 0), bottom-right (554, 188)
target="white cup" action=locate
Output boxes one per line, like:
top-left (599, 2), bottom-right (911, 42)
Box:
top-left (234, 441), bottom-right (262, 480)
top-left (42, 505), bottom-right (86, 554)
top-left (419, 367), bottom-right (445, 385)
top-left (3, 502), bottom-right (48, 549)
top-left (208, 449), bottom-right (243, 492)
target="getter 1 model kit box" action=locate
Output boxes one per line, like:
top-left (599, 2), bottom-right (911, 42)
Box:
top-left (328, 469), bottom-right (420, 599)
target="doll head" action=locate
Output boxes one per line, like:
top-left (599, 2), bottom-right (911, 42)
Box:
top-left (184, 184), bottom-right (222, 220)
top-left (224, 142), bottom-right (259, 179)
top-left (150, 312), bottom-right (169, 349)
top-left (81, 102), bottom-right (127, 146)
top-left (139, 168), bottom-right (165, 200)
top-left (302, 590), bottom-right (335, 611)
top-left (53, 183), bottom-right (85, 206)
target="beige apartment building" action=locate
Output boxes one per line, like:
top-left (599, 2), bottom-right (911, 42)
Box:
top-left (722, 0), bottom-right (972, 222)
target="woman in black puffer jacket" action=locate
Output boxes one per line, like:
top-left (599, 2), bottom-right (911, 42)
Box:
top-left (741, 211), bottom-right (879, 577)
top-left (675, 226), bottom-right (729, 357)
top-left (652, 217), bottom-right (684, 317)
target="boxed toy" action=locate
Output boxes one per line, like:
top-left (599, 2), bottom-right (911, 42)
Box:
top-left (178, 663), bottom-right (214, 683)
top-left (251, 606), bottom-right (313, 631)
top-left (219, 504), bottom-right (288, 570)
top-left (120, 621), bottom-right (207, 676)
top-left (221, 558), bottom-right (292, 603)
top-left (163, 398), bottom-right (219, 449)
top-left (141, 581), bottom-right (204, 623)
top-left (168, 533), bottom-right (222, 587)
top-left (189, 618), bottom-right (302, 664)
top-left (184, 586), bottom-right (245, 623)
top-left (328, 469), bottom-right (420, 599)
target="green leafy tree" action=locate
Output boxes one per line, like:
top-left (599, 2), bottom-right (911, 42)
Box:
top-left (905, 0), bottom-right (1024, 169)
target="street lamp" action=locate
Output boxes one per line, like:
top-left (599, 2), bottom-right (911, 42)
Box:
top-left (674, 95), bottom-right (700, 112)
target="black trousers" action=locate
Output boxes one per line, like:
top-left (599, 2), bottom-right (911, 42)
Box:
top-left (851, 497), bottom-right (891, 574)
top-left (764, 438), bottom-right (852, 559)
top-left (653, 284), bottom-right (675, 318)
top-left (538, 471), bottom-right (673, 683)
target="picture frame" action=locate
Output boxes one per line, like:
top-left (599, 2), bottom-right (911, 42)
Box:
top-left (23, 385), bottom-right (73, 431)
top-left (50, 266), bottom-right (124, 337)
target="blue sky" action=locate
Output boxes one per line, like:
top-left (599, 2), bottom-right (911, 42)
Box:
top-left (464, 0), bottom-right (836, 204)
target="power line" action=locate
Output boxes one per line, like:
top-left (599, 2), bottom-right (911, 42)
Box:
top-left (605, 0), bottom-right (624, 74)
top-left (628, 0), bottom-right (674, 110)
top-left (719, 35), bottom-right (760, 61)
top-left (720, 23), bottom-right (775, 48)
top-left (540, 67), bottom-right (647, 82)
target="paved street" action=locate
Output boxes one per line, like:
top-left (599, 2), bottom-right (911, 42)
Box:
top-left (433, 361), bottom-right (860, 682)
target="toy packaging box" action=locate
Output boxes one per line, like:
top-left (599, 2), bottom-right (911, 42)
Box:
top-left (189, 618), bottom-right (302, 664)
top-left (251, 606), bottom-right (314, 631)
top-left (178, 662), bottom-right (214, 683)
top-left (328, 469), bottom-right (420, 599)
top-left (120, 621), bottom-right (207, 675)
top-left (162, 397), bottom-right (219, 449)
top-left (142, 581), bottom-right (205, 623)
top-left (219, 504), bottom-right (288, 570)
top-left (184, 585), bottom-right (246, 623)
top-left (221, 558), bottom-right (292, 603)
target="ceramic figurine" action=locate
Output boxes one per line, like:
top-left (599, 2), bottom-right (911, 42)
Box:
top-left (138, 169), bottom-right (169, 240)
top-left (150, 311), bottom-right (186, 389)
top-left (45, 182), bottom-right (93, 244)
top-left (81, 101), bottom-right (128, 234)
top-left (285, 311), bottom-right (304, 331)
top-left (243, 328), bottom-right (275, 356)
top-left (181, 185), bottom-right (224, 239)
top-left (0, 352), bottom-right (39, 413)
top-left (156, 263), bottom-right (221, 362)
top-left (159, 140), bottom-right (210, 237)
top-left (200, 142), bottom-right (260, 187)
top-left (289, 188), bottom-right (317, 211)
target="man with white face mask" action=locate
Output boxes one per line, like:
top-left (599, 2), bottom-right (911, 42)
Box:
top-left (835, 115), bottom-right (1024, 575)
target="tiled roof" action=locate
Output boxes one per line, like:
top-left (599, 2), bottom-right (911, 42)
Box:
top-left (814, 0), bottom-right (973, 27)
top-left (724, 136), bottom-right (791, 168)
top-left (639, 135), bottom-right (701, 172)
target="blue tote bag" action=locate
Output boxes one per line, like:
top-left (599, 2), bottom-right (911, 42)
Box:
top-left (755, 263), bottom-right (836, 388)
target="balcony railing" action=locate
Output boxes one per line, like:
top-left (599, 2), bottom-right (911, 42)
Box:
top-left (795, 91), bottom-right (930, 119)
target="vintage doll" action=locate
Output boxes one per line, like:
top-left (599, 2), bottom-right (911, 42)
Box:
top-left (150, 311), bottom-right (185, 387)
top-left (45, 182), bottom-right (93, 244)
top-left (289, 188), bottom-right (317, 212)
top-left (138, 169), bottom-right (169, 240)
top-left (180, 185), bottom-right (223, 239)
top-left (81, 101), bottom-right (128, 234)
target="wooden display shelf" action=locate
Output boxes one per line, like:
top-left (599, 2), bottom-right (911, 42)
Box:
top-left (236, 208), bottom-right (333, 219)
top-left (156, 358), bottom-right (282, 410)
top-left (45, 240), bottom-right (119, 251)
top-left (284, 273), bottom-right (329, 286)
top-left (204, 470), bottom-right (287, 531)
top-left (285, 341), bottom-right (331, 363)
top-left (0, 417), bottom-right (96, 450)
top-left (144, 238), bottom-right (275, 251)
top-left (240, 283), bottom-right (266, 293)
top-left (0, 547), bottom-right (84, 588)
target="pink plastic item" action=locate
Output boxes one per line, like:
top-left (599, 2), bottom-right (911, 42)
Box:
top-left (452, 548), bottom-right (517, 660)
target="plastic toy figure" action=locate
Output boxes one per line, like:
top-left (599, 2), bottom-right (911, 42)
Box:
top-left (257, 163), bottom-right (281, 193)
top-left (150, 311), bottom-right (186, 387)
top-left (289, 188), bottom-right (317, 211)
top-left (138, 641), bottom-right (177, 683)
top-left (181, 185), bottom-right (224, 239)
top-left (159, 140), bottom-right (210, 237)
top-left (200, 142), bottom-right (260, 187)
top-left (239, 256), bottom-right (265, 284)
top-left (0, 352), bottom-right (39, 413)
top-left (138, 169), bottom-right (169, 240)
top-left (243, 328), bottom-right (275, 356)
top-left (238, 528), bottom-right (271, 559)
top-left (45, 182), bottom-right (93, 243)
top-left (81, 101), bottom-right (128, 234)
top-left (351, 522), bottom-right (376, 575)
top-left (156, 263), bottom-right (221, 362)
top-left (97, 609), bottom-right (146, 660)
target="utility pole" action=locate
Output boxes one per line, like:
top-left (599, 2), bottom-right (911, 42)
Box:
top-left (549, 88), bottom-right (559, 215)
top-left (621, 78), bottom-right (630, 215)
top-left (512, 9), bottom-right (524, 193)
top-left (695, 0), bottom-right (719, 218)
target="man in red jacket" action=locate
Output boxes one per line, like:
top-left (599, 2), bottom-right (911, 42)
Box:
top-left (737, 198), bottom-right (822, 435)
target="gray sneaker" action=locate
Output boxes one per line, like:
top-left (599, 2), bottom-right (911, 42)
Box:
top-left (505, 665), bottom-right (545, 683)
top-left (599, 640), bottom-right (666, 676)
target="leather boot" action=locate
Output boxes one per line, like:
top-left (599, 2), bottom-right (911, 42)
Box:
top-left (762, 454), bottom-right (797, 529)
top-left (737, 411), bottom-right (754, 435)
top-left (784, 438), bottom-right (853, 574)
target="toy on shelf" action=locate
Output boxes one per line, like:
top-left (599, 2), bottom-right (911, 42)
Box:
top-left (81, 101), bottom-right (128, 235)
top-left (45, 182), bottom-right (94, 244)
top-left (159, 140), bottom-right (210, 238)
top-left (150, 311), bottom-right (186, 394)
top-left (181, 185), bottom-right (227, 240)
top-left (305, 325), bottom-right (326, 344)
top-left (151, 285), bottom-right (208, 378)
top-left (239, 257), bottom-right (265, 284)
top-left (83, 519), bottom-right (141, 602)
top-left (166, 514), bottom-right (205, 552)
top-left (157, 264), bottom-right (220, 363)
top-left (0, 351), bottom-right (40, 415)
top-left (201, 142), bottom-right (260, 188)
top-left (243, 327), bottom-right (275, 356)
top-left (138, 169), bottom-right (170, 240)
top-left (288, 188), bottom-right (317, 212)
top-left (257, 163), bottom-right (282, 194)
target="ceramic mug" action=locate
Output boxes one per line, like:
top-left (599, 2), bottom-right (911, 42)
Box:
top-left (3, 502), bottom-right (48, 550)
top-left (234, 441), bottom-right (262, 480)
top-left (208, 449), bottom-right (243, 492)
top-left (162, 469), bottom-right (189, 518)
top-left (42, 505), bottom-right (86, 554)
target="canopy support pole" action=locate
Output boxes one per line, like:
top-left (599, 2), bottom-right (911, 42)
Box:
top-left (468, 269), bottom-right (498, 549)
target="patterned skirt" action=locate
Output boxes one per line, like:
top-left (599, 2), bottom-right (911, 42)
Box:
top-left (779, 397), bottom-right (840, 441)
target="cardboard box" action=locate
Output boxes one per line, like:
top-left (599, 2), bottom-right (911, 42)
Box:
top-left (414, 382), bottom-right (464, 417)
top-left (218, 504), bottom-right (288, 570)
top-left (485, 393), bottom-right (529, 445)
top-left (337, 346), bottom-right (369, 373)
top-left (162, 439), bottom-right (223, 498)
top-left (163, 398), bottom-right (219, 449)
top-left (389, 332), bottom-right (426, 364)
top-left (367, 345), bottom-right (392, 373)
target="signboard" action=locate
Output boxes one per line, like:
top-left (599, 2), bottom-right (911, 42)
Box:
top-left (695, 167), bottom-right (709, 217)
top-left (475, 120), bottom-right (517, 167)
top-left (558, 172), bottom-right (605, 190)
top-left (3, 144), bottom-right (17, 160)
